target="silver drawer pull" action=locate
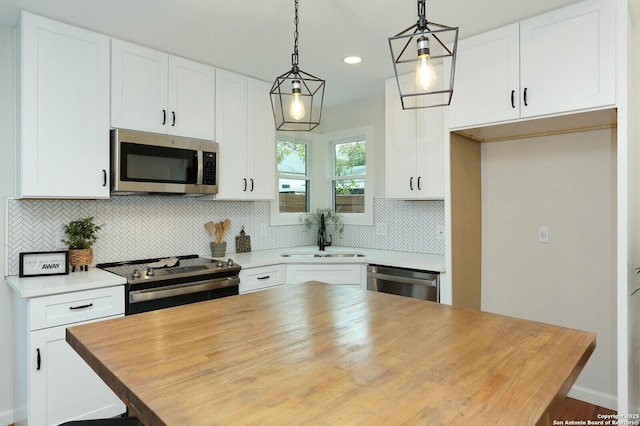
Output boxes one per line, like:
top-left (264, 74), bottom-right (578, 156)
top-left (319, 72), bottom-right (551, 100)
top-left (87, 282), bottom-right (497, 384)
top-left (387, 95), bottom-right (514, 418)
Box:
top-left (69, 303), bottom-right (94, 310)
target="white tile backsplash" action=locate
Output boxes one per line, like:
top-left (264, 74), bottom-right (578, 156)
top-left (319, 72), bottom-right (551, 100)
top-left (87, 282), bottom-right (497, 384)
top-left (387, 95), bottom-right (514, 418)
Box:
top-left (6, 197), bottom-right (444, 275)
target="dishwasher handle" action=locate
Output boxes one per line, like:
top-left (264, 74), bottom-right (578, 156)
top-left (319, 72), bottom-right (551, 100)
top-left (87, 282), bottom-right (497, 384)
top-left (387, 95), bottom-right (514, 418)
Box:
top-left (367, 271), bottom-right (437, 288)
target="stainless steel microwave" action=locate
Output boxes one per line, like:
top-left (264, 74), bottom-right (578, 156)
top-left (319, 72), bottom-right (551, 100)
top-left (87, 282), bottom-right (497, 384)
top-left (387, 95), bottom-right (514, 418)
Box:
top-left (110, 129), bottom-right (218, 195)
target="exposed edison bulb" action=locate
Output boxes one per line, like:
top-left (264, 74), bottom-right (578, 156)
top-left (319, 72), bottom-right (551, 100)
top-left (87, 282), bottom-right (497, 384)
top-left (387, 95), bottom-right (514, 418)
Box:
top-left (289, 80), bottom-right (305, 120)
top-left (416, 36), bottom-right (436, 91)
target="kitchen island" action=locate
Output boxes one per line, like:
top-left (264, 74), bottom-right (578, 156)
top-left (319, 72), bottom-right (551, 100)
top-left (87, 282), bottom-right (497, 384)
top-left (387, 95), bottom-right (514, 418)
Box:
top-left (66, 282), bottom-right (595, 425)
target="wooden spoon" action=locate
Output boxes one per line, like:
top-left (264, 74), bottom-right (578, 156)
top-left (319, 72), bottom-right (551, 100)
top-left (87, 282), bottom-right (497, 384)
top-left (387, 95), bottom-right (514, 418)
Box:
top-left (222, 219), bottom-right (231, 241)
top-left (204, 221), bottom-right (216, 240)
top-left (215, 222), bottom-right (222, 243)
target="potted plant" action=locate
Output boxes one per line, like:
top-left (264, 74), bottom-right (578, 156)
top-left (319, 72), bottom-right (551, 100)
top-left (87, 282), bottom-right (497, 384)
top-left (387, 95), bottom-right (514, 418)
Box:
top-left (299, 208), bottom-right (344, 237)
top-left (61, 217), bottom-right (102, 271)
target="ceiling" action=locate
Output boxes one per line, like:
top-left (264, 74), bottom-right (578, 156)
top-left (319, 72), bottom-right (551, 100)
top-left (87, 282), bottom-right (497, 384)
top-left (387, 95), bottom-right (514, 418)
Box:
top-left (0, 0), bottom-right (579, 107)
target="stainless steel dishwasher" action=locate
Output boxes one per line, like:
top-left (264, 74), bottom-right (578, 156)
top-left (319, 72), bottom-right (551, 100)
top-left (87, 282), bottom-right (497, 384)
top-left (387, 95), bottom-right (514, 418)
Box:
top-left (367, 264), bottom-right (439, 302)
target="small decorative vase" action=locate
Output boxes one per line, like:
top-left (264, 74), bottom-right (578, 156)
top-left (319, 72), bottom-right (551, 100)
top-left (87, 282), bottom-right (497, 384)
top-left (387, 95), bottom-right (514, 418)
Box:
top-left (69, 248), bottom-right (93, 272)
top-left (210, 242), bottom-right (227, 258)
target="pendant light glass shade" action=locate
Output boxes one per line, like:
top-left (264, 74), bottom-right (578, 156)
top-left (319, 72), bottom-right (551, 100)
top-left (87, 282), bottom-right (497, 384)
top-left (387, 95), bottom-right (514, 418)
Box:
top-left (270, 0), bottom-right (325, 131)
top-left (388, 0), bottom-right (458, 109)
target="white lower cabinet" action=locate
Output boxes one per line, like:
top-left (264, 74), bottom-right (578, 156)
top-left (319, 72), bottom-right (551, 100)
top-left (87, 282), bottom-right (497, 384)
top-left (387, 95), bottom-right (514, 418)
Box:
top-left (285, 264), bottom-right (367, 289)
top-left (239, 264), bottom-right (285, 294)
top-left (13, 286), bottom-right (126, 426)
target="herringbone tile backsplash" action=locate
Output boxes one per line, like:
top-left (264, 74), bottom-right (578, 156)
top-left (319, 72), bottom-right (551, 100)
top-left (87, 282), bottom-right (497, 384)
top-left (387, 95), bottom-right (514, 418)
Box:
top-left (6, 197), bottom-right (444, 275)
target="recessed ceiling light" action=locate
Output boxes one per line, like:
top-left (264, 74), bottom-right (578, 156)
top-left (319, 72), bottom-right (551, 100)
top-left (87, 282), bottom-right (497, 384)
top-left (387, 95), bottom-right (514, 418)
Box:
top-left (343, 56), bottom-right (362, 65)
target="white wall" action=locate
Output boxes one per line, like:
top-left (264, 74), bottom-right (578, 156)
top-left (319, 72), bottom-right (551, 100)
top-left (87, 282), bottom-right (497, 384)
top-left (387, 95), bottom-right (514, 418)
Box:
top-left (628, 0), bottom-right (640, 413)
top-left (481, 129), bottom-right (617, 409)
top-left (0, 23), bottom-right (15, 425)
top-left (315, 95), bottom-right (386, 198)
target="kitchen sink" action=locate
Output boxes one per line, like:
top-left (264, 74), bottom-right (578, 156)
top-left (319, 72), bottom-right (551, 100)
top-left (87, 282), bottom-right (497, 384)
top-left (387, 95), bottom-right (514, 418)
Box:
top-left (281, 252), bottom-right (365, 258)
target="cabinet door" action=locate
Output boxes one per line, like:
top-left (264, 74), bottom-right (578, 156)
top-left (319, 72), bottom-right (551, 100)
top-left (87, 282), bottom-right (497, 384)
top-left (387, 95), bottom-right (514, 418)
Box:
top-left (239, 264), bottom-right (285, 293)
top-left (285, 264), bottom-right (365, 287)
top-left (111, 39), bottom-right (168, 134)
top-left (18, 12), bottom-right (110, 199)
top-left (167, 56), bottom-right (215, 139)
top-left (29, 320), bottom-right (125, 425)
top-left (415, 65), bottom-right (445, 199)
top-left (215, 69), bottom-right (249, 199)
top-left (449, 23), bottom-right (520, 129)
top-left (246, 78), bottom-right (276, 200)
top-left (520, 0), bottom-right (615, 118)
top-left (384, 76), bottom-right (418, 199)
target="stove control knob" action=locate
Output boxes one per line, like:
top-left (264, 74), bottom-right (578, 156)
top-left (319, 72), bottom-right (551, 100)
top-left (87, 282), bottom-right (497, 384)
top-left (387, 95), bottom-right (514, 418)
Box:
top-left (145, 266), bottom-right (154, 277)
top-left (227, 259), bottom-right (234, 267)
top-left (217, 260), bottom-right (224, 268)
top-left (131, 269), bottom-right (141, 279)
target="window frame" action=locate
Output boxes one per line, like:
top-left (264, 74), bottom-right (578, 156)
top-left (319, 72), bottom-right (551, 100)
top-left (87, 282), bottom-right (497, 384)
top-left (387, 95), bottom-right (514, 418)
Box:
top-left (270, 125), bottom-right (375, 227)
top-left (270, 136), bottom-right (312, 226)
top-left (328, 131), bottom-right (373, 225)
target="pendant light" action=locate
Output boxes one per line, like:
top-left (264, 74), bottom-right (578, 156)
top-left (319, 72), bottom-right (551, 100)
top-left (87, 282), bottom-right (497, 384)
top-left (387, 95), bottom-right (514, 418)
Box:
top-left (388, 0), bottom-right (458, 109)
top-left (270, 0), bottom-right (325, 131)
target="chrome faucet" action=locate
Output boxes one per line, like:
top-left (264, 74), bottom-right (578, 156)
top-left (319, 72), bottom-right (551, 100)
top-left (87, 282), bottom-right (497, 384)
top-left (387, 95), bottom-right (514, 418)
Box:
top-left (317, 212), bottom-right (332, 251)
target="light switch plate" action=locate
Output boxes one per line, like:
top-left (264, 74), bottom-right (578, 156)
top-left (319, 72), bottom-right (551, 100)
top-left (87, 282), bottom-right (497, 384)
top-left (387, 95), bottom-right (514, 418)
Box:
top-left (538, 226), bottom-right (549, 243)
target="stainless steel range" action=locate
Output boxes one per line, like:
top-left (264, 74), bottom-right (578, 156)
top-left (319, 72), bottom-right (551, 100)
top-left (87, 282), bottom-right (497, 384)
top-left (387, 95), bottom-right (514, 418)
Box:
top-left (98, 255), bottom-right (240, 315)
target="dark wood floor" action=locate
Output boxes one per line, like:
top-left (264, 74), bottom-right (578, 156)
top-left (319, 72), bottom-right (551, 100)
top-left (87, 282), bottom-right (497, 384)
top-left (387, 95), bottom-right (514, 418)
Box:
top-left (550, 397), bottom-right (616, 424)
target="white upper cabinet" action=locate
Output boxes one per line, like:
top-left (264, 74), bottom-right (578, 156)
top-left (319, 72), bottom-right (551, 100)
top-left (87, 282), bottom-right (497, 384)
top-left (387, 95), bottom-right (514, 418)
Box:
top-left (111, 39), bottom-right (215, 140)
top-left (247, 78), bottom-right (276, 200)
top-left (449, 0), bottom-right (615, 129)
top-left (449, 24), bottom-right (520, 128)
top-left (519, 0), bottom-right (615, 118)
top-left (384, 70), bottom-right (444, 200)
top-left (168, 56), bottom-right (216, 139)
top-left (17, 12), bottom-right (110, 199)
top-left (215, 69), bottom-right (275, 200)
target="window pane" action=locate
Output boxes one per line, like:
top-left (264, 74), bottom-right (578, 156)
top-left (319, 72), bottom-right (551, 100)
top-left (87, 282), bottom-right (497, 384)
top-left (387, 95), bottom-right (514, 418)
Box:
top-left (277, 140), bottom-right (306, 175)
top-left (334, 178), bottom-right (365, 213)
top-left (335, 141), bottom-right (366, 177)
top-left (279, 178), bottom-right (309, 213)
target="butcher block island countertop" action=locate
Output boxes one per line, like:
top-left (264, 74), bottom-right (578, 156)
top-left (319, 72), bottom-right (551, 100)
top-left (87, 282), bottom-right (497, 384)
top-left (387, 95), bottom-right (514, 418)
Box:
top-left (66, 282), bottom-right (595, 426)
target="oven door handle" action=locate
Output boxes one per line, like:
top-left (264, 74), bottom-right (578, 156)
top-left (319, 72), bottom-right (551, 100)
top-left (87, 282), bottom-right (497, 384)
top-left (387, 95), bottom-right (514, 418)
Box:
top-left (367, 271), bottom-right (437, 288)
top-left (129, 276), bottom-right (240, 303)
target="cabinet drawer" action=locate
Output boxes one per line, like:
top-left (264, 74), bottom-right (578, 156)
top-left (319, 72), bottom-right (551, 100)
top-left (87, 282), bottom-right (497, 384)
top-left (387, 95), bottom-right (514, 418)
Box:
top-left (286, 264), bottom-right (365, 285)
top-left (239, 264), bottom-right (285, 293)
top-left (29, 286), bottom-right (124, 330)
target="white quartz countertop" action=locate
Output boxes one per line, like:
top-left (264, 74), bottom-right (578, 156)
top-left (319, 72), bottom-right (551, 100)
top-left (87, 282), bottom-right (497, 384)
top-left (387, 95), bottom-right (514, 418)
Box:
top-left (216, 246), bottom-right (446, 272)
top-left (6, 247), bottom-right (444, 298)
top-left (6, 268), bottom-right (126, 298)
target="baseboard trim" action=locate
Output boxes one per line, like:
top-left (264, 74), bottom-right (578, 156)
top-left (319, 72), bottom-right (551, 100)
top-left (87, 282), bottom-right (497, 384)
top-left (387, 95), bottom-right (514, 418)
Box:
top-left (569, 385), bottom-right (617, 411)
top-left (0, 407), bottom-right (14, 426)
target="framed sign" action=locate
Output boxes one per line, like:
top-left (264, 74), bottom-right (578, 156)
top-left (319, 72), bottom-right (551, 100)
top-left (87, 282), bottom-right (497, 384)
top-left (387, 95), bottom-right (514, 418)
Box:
top-left (19, 251), bottom-right (69, 277)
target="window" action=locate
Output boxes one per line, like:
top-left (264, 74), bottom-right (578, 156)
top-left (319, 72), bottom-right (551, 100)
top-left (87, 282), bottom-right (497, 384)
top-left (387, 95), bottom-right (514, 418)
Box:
top-left (270, 125), bottom-right (374, 226)
top-left (276, 138), bottom-right (310, 213)
top-left (332, 139), bottom-right (366, 214)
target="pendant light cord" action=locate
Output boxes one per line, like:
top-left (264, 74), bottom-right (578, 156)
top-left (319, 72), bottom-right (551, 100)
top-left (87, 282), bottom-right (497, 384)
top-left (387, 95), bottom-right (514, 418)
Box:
top-left (292, 0), bottom-right (300, 72)
top-left (417, 0), bottom-right (426, 30)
